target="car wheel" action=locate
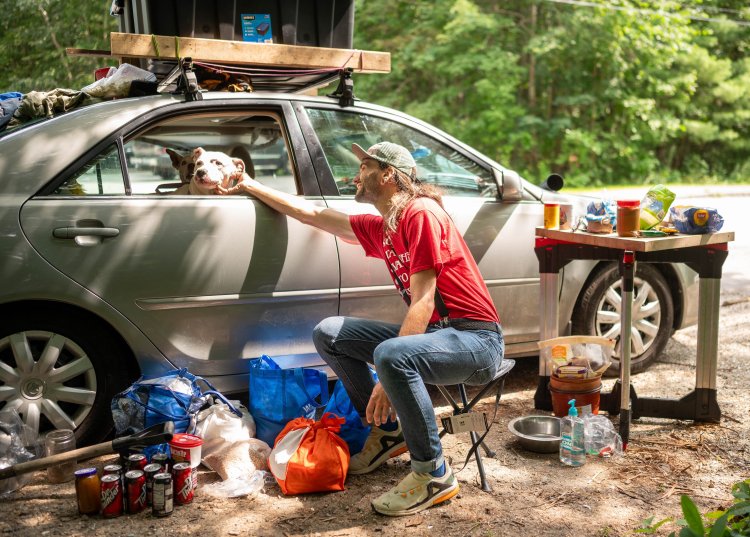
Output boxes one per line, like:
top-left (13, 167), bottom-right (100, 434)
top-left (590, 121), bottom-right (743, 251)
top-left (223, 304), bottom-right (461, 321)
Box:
top-left (572, 263), bottom-right (674, 375)
top-left (0, 310), bottom-right (134, 446)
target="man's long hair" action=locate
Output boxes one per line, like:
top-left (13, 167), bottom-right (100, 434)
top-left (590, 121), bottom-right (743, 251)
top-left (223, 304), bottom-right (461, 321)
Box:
top-left (383, 165), bottom-right (443, 233)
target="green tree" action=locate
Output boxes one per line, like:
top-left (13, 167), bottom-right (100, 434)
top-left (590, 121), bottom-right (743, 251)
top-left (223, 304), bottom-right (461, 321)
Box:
top-left (0, 0), bottom-right (117, 93)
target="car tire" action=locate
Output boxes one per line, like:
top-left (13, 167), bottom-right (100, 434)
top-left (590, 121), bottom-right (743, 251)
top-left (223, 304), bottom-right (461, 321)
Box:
top-left (572, 263), bottom-right (674, 376)
top-left (0, 309), bottom-right (135, 446)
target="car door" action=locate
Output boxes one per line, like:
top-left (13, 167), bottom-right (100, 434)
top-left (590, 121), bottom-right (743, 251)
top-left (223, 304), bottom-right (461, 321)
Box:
top-left (19, 102), bottom-right (340, 386)
top-left (296, 103), bottom-right (543, 355)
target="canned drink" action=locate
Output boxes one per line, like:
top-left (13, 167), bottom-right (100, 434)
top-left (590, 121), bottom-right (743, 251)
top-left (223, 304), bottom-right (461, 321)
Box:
top-left (143, 463), bottom-right (161, 506)
top-left (151, 452), bottom-right (169, 472)
top-left (100, 474), bottom-right (124, 518)
top-left (172, 462), bottom-right (194, 505)
top-left (125, 469), bottom-right (147, 514)
top-left (127, 453), bottom-right (147, 472)
top-left (152, 472), bottom-right (174, 517)
top-left (102, 463), bottom-right (123, 477)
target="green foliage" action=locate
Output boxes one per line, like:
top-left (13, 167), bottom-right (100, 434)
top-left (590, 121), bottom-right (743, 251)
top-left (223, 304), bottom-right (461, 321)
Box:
top-left (637, 480), bottom-right (750, 536)
top-left (0, 0), bottom-right (118, 92)
top-left (1, 0), bottom-right (749, 186)
top-left (354, 0), bottom-right (750, 185)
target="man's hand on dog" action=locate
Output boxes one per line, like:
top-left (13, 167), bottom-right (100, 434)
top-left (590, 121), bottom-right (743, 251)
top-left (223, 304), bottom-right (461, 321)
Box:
top-left (217, 173), bottom-right (260, 195)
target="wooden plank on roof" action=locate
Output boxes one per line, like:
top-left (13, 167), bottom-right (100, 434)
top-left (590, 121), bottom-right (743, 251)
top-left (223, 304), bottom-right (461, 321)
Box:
top-left (108, 32), bottom-right (390, 73)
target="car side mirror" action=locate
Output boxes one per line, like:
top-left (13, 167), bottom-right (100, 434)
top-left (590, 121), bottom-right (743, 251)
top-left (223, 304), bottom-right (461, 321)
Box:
top-left (540, 173), bottom-right (564, 192)
top-left (496, 168), bottom-right (522, 202)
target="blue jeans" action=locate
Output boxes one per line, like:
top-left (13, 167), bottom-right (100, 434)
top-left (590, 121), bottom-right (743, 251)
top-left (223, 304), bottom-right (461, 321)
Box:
top-left (312, 316), bottom-right (505, 473)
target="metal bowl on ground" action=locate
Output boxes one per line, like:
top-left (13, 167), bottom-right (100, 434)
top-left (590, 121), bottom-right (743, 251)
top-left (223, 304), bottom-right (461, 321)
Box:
top-left (508, 415), bottom-right (561, 453)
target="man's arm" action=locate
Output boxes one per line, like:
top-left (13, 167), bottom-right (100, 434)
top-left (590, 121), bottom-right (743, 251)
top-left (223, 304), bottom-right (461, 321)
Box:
top-left (366, 268), bottom-right (437, 425)
top-left (221, 175), bottom-right (358, 243)
top-left (399, 268), bottom-right (437, 336)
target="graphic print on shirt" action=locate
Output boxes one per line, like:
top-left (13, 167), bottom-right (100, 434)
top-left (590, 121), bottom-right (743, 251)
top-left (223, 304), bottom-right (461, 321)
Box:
top-left (384, 235), bottom-right (412, 303)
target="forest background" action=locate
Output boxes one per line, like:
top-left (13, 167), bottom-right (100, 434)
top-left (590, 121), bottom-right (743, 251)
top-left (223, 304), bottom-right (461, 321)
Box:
top-left (1, 0), bottom-right (749, 188)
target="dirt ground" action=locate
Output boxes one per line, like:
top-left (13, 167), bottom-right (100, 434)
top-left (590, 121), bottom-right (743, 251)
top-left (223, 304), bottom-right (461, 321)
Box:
top-left (4, 292), bottom-right (749, 537)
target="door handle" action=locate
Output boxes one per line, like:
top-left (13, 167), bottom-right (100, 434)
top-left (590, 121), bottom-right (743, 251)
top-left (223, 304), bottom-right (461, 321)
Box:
top-left (53, 227), bottom-right (120, 239)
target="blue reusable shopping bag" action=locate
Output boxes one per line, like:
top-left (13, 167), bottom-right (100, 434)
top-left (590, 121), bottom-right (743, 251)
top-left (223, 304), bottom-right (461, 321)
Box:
top-left (248, 355), bottom-right (329, 446)
top-left (323, 379), bottom-right (371, 455)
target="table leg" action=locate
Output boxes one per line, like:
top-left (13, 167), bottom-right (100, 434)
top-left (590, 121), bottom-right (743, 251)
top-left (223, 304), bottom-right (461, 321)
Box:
top-left (619, 252), bottom-right (635, 449)
top-left (535, 271), bottom-right (561, 410)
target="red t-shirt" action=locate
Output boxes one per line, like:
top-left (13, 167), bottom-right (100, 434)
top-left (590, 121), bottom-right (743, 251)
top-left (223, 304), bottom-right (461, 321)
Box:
top-left (349, 198), bottom-right (500, 324)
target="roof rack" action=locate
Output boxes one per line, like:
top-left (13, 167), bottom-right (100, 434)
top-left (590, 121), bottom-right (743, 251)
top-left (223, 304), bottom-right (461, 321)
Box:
top-left (67, 32), bottom-right (390, 97)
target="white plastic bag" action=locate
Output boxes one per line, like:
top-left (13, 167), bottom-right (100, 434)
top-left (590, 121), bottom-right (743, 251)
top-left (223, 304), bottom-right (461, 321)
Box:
top-left (81, 63), bottom-right (157, 99)
top-left (195, 400), bottom-right (256, 445)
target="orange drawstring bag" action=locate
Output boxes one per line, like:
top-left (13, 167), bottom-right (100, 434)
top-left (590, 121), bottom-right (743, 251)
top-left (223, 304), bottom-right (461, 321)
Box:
top-left (268, 412), bottom-right (350, 495)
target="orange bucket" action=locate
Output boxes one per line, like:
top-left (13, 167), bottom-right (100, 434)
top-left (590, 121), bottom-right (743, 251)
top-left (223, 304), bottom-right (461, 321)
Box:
top-left (549, 376), bottom-right (601, 417)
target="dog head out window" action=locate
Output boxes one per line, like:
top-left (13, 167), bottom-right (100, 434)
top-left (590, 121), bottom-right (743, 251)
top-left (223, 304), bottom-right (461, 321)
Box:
top-left (124, 112), bottom-right (296, 196)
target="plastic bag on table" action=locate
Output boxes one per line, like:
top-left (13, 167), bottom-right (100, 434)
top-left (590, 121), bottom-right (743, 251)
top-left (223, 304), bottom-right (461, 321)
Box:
top-left (585, 200), bottom-right (616, 233)
top-left (582, 412), bottom-right (623, 457)
top-left (538, 336), bottom-right (615, 379)
top-left (0, 409), bottom-right (44, 496)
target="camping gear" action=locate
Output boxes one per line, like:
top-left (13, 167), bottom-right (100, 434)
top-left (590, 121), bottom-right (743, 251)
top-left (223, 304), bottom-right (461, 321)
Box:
top-left (0, 421), bottom-right (174, 481)
top-left (248, 355), bottom-right (329, 446)
top-left (507, 415), bottom-right (561, 454)
top-left (549, 375), bottom-right (602, 417)
top-left (268, 413), bottom-right (349, 495)
top-left (111, 368), bottom-right (240, 436)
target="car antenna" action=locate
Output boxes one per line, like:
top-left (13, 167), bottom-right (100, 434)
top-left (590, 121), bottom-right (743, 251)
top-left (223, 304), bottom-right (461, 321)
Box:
top-left (175, 57), bottom-right (203, 102)
top-left (328, 68), bottom-right (355, 108)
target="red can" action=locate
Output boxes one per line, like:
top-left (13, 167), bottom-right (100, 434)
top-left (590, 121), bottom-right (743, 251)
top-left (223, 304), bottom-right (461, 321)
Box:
top-left (125, 470), bottom-right (147, 513)
top-left (143, 463), bottom-right (161, 506)
top-left (100, 474), bottom-right (124, 518)
top-left (151, 452), bottom-right (169, 472)
top-left (127, 453), bottom-right (147, 472)
top-left (172, 462), bottom-right (194, 505)
top-left (103, 463), bottom-right (123, 477)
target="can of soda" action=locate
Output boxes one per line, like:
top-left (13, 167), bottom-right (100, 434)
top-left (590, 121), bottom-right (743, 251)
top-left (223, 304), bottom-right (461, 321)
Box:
top-left (143, 463), bottom-right (161, 506)
top-left (172, 462), bottom-right (194, 505)
top-left (151, 452), bottom-right (169, 473)
top-left (100, 474), bottom-right (123, 518)
top-left (127, 453), bottom-right (147, 472)
top-left (125, 469), bottom-right (147, 513)
top-left (152, 472), bottom-right (174, 517)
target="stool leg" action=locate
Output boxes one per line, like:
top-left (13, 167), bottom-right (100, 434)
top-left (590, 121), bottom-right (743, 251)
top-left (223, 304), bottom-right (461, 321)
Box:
top-left (470, 430), bottom-right (491, 492)
top-left (458, 384), bottom-right (492, 492)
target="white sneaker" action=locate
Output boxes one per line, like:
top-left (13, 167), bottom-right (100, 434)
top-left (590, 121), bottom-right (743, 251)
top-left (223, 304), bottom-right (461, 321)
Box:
top-left (348, 422), bottom-right (407, 475)
top-left (371, 465), bottom-right (459, 516)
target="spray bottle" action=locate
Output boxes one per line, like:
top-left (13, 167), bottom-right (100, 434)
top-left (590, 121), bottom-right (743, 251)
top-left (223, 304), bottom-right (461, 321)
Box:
top-left (559, 399), bottom-right (586, 466)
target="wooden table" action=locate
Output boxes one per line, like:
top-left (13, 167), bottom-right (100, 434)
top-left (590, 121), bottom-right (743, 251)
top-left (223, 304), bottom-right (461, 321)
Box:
top-left (533, 228), bottom-right (735, 446)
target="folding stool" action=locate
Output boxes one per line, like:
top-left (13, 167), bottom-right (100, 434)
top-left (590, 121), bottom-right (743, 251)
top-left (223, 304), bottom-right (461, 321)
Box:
top-left (436, 358), bottom-right (515, 492)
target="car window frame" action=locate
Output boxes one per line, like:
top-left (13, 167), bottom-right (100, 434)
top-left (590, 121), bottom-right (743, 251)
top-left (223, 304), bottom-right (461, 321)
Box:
top-left (37, 99), bottom-right (322, 199)
top-left (293, 101), bottom-right (501, 200)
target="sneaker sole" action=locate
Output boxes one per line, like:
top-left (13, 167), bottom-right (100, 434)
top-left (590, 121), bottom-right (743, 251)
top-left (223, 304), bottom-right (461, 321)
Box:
top-left (348, 444), bottom-right (408, 475)
top-left (372, 482), bottom-right (460, 517)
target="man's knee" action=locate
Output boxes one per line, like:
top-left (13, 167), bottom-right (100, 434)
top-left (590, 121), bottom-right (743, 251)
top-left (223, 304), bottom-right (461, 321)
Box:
top-left (312, 316), bottom-right (345, 351)
top-left (373, 340), bottom-right (409, 373)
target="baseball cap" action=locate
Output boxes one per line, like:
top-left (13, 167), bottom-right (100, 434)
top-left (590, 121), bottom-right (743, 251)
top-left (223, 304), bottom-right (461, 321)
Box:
top-left (352, 142), bottom-right (417, 176)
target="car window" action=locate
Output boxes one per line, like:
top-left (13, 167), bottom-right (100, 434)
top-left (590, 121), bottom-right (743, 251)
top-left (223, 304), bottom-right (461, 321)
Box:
top-left (53, 144), bottom-right (125, 195)
top-left (53, 112), bottom-right (296, 196)
top-left (305, 108), bottom-right (497, 198)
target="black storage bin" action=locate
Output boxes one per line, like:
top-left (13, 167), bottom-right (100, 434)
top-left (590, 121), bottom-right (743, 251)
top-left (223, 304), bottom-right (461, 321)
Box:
top-left (116, 0), bottom-right (354, 49)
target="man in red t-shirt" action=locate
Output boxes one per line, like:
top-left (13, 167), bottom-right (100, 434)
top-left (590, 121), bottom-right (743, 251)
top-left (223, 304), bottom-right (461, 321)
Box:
top-left (223, 141), bottom-right (504, 516)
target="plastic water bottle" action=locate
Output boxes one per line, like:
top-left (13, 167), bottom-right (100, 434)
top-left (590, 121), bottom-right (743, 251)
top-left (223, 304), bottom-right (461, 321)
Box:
top-left (560, 399), bottom-right (586, 467)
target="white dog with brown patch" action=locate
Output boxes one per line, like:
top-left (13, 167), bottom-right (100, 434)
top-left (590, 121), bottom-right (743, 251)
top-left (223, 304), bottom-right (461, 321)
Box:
top-left (167, 147), bottom-right (246, 195)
